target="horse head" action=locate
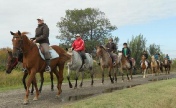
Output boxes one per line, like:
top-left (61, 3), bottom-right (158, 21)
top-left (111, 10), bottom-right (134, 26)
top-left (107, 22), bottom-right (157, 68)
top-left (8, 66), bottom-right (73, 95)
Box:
top-left (6, 50), bottom-right (18, 74)
top-left (10, 30), bottom-right (30, 58)
top-left (96, 45), bottom-right (106, 57)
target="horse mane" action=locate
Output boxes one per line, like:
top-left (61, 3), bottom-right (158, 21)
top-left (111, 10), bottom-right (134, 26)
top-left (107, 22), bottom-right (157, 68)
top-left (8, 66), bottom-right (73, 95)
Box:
top-left (21, 32), bottom-right (30, 36)
top-left (99, 45), bottom-right (106, 51)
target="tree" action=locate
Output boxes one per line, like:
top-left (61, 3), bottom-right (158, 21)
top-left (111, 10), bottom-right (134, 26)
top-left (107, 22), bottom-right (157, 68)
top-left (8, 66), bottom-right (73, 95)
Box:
top-left (148, 43), bottom-right (164, 61)
top-left (127, 34), bottom-right (147, 67)
top-left (56, 8), bottom-right (117, 53)
top-left (148, 44), bottom-right (161, 56)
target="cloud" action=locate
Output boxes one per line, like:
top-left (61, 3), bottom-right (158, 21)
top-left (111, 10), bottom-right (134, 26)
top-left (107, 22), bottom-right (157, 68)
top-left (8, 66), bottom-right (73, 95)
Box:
top-left (1, 0), bottom-right (176, 48)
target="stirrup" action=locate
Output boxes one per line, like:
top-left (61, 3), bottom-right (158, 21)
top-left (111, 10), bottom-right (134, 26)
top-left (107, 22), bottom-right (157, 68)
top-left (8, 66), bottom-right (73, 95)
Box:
top-left (45, 66), bottom-right (51, 72)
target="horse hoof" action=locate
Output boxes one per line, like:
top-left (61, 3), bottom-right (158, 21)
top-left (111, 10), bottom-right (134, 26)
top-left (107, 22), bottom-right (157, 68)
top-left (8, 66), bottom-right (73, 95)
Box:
top-left (23, 100), bottom-right (29, 105)
top-left (122, 80), bottom-right (124, 82)
top-left (55, 95), bottom-right (61, 98)
top-left (33, 97), bottom-right (38, 101)
top-left (31, 93), bottom-right (34, 95)
top-left (74, 87), bottom-right (77, 89)
top-left (69, 85), bottom-right (73, 88)
top-left (51, 89), bottom-right (54, 91)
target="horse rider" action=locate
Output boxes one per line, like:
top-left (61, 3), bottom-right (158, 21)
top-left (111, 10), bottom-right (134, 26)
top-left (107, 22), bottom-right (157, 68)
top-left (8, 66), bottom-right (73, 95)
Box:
top-left (165, 54), bottom-right (171, 63)
top-left (105, 38), bottom-right (117, 65)
top-left (141, 50), bottom-right (149, 68)
top-left (122, 43), bottom-right (132, 67)
top-left (154, 53), bottom-right (160, 65)
top-left (31, 16), bottom-right (51, 72)
top-left (72, 34), bottom-right (86, 67)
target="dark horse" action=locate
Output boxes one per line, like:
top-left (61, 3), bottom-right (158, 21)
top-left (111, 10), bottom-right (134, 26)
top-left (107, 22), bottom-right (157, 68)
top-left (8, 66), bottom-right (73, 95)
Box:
top-left (6, 50), bottom-right (54, 94)
top-left (10, 31), bottom-right (70, 104)
top-left (163, 58), bottom-right (171, 74)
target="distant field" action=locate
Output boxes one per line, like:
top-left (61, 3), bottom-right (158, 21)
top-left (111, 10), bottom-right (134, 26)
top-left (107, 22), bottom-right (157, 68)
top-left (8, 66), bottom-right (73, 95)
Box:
top-left (64, 78), bottom-right (176, 108)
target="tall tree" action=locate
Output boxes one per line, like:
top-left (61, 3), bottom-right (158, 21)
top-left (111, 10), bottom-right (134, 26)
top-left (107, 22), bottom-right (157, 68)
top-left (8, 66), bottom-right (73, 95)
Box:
top-left (56, 8), bottom-right (117, 52)
top-left (148, 44), bottom-right (161, 56)
top-left (127, 34), bottom-right (147, 67)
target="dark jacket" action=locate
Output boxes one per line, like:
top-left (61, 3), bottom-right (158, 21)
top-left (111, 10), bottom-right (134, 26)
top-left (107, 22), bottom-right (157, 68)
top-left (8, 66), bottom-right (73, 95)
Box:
top-left (143, 53), bottom-right (148, 59)
top-left (122, 47), bottom-right (131, 58)
top-left (35, 23), bottom-right (49, 44)
top-left (105, 42), bottom-right (117, 53)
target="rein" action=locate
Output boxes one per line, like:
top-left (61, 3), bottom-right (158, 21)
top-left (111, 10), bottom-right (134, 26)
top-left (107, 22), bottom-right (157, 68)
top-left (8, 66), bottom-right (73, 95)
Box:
top-left (7, 58), bottom-right (18, 70)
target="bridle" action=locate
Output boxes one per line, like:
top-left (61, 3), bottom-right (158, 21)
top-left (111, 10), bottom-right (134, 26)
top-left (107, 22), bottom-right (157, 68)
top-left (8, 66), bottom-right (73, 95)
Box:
top-left (7, 57), bottom-right (18, 70)
top-left (13, 35), bottom-right (23, 51)
top-left (12, 35), bottom-right (35, 54)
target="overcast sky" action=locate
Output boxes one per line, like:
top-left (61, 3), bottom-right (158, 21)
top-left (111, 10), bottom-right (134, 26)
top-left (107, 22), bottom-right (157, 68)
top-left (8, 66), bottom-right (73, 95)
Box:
top-left (1, 0), bottom-right (176, 58)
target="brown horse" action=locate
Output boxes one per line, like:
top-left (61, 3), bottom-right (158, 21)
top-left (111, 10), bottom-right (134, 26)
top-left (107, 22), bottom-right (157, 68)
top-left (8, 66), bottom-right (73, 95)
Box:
top-left (6, 50), bottom-right (54, 94)
top-left (118, 52), bottom-right (135, 81)
top-left (96, 45), bottom-right (118, 84)
top-left (10, 31), bottom-right (70, 104)
top-left (141, 55), bottom-right (148, 78)
top-left (151, 55), bottom-right (160, 76)
top-left (163, 58), bottom-right (171, 74)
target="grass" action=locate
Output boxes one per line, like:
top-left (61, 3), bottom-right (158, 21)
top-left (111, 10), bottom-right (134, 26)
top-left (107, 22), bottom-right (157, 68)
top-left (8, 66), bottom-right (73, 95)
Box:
top-left (64, 78), bottom-right (176, 108)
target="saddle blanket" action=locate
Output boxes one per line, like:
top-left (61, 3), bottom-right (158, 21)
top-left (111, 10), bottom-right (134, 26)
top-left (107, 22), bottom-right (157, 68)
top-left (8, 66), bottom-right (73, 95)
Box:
top-left (36, 43), bottom-right (59, 60)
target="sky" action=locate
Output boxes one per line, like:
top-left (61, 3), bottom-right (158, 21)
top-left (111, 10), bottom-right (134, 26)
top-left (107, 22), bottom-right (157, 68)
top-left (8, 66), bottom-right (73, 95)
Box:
top-left (1, 0), bottom-right (176, 58)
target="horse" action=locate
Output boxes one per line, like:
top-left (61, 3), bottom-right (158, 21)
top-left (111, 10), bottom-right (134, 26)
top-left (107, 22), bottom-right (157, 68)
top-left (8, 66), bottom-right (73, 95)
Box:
top-left (162, 58), bottom-right (171, 74)
top-left (10, 31), bottom-right (70, 104)
top-left (66, 48), bottom-right (94, 89)
top-left (151, 55), bottom-right (160, 76)
top-left (6, 50), bottom-right (54, 94)
top-left (96, 45), bottom-right (118, 84)
top-left (140, 55), bottom-right (148, 78)
top-left (118, 52), bottom-right (135, 81)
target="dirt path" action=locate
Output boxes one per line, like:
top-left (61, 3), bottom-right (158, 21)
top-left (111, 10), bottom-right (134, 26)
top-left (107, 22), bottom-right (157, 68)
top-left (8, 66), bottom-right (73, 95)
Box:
top-left (0, 72), bottom-right (175, 108)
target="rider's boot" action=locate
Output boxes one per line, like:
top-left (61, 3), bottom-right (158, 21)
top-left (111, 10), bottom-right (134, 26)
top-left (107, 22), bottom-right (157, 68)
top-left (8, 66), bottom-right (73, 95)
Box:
top-left (45, 59), bottom-right (51, 72)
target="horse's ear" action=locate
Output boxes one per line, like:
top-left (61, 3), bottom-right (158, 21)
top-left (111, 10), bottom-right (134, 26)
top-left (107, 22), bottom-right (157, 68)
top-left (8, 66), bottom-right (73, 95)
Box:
top-left (18, 30), bottom-right (21, 35)
top-left (10, 31), bottom-right (14, 35)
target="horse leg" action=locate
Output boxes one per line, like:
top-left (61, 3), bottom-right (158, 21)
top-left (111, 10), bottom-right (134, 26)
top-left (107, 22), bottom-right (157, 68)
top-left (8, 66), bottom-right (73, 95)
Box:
top-left (32, 76), bottom-right (40, 101)
top-left (80, 72), bottom-right (84, 87)
top-left (22, 72), bottom-right (28, 91)
top-left (108, 67), bottom-right (114, 84)
top-left (74, 70), bottom-right (79, 89)
top-left (101, 67), bottom-right (104, 84)
top-left (114, 68), bottom-right (117, 82)
top-left (67, 66), bottom-right (73, 88)
top-left (143, 69), bottom-right (146, 78)
top-left (130, 69), bottom-right (133, 80)
top-left (120, 68), bottom-right (124, 82)
top-left (90, 67), bottom-right (94, 86)
top-left (57, 64), bottom-right (64, 96)
top-left (23, 69), bottom-right (39, 104)
top-left (50, 72), bottom-right (54, 91)
top-left (126, 69), bottom-right (130, 81)
top-left (39, 73), bottom-right (44, 93)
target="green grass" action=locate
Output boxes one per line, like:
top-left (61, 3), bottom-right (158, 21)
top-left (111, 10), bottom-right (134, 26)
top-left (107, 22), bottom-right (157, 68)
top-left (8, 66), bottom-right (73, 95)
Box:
top-left (64, 78), bottom-right (176, 108)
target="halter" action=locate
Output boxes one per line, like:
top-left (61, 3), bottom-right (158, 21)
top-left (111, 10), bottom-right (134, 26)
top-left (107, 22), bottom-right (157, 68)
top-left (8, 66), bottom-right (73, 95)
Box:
top-left (7, 58), bottom-right (18, 70)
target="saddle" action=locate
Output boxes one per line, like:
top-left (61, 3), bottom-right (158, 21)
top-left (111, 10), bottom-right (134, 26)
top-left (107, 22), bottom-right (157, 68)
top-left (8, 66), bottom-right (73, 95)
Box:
top-left (36, 43), bottom-right (59, 60)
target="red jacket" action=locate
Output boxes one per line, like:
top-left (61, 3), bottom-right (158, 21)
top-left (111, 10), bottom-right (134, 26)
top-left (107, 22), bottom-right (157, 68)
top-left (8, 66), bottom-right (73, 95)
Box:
top-left (72, 38), bottom-right (85, 51)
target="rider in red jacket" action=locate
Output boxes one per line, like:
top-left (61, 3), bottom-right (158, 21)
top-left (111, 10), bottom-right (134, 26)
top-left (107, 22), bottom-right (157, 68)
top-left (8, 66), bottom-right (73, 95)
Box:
top-left (72, 34), bottom-right (86, 66)
top-left (72, 34), bottom-right (85, 51)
